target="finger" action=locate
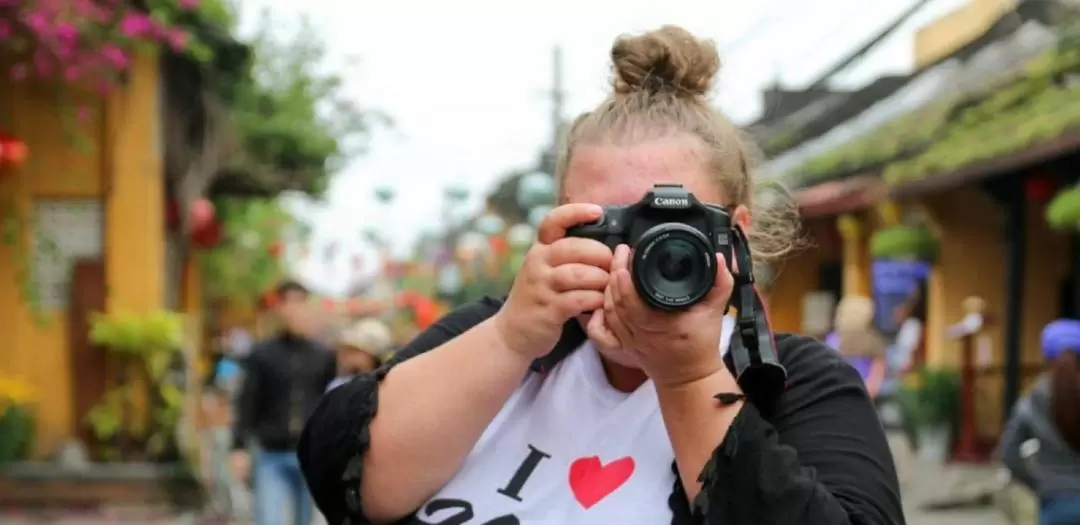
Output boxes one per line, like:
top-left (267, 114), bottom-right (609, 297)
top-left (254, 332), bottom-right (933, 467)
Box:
top-left (603, 292), bottom-right (634, 343)
top-left (706, 253), bottom-right (736, 304)
top-left (586, 309), bottom-right (622, 351)
top-left (549, 263), bottom-right (610, 292)
top-left (537, 203), bottom-right (604, 245)
top-left (546, 237), bottom-right (614, 269)
top-left (611, 244), bottom-right (631, 275)
top-left (555, 290), bottom-right (605, 319)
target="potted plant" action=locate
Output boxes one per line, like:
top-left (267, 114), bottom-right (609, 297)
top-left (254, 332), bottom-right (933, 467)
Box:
top-left (87, 310), bottom-right (186, 462)
top-left (0, 375), bottom-right (36, 465)
top-left (897, 367), bottom-right (960, 462)
top-left (869, 225), bottom-right (938, 262)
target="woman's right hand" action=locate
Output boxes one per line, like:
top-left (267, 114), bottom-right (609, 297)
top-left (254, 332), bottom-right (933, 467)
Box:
top-left (494, 203), bottom-right (614, 359)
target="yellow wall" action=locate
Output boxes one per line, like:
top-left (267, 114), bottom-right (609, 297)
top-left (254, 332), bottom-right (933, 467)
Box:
top-left (0, 52), bottom-right (163, 457)
top-left (838, 213), bottom-right (873, 298)
top-left (914, 0), bottom-right (1017, 69)
top-left (920, 185), bottom-right (1064, 436)
top-left (768, 247), bottom-right (822, 334)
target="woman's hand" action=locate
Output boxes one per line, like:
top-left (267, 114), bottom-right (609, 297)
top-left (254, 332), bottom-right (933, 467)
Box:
top-left (589, 244), bottom-right (735, 387)
top-left (494, 203), bottom-right (614, 360)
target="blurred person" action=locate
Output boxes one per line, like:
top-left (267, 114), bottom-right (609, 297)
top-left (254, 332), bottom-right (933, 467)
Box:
top-left (1000, 319), bottom-right (1080, 525)
top-left (231, 280), bottom-right (336, 525)
top-left (827, 296), bottom-right (888, 400)
top-left (327, 318), bottom-right (392, 392)
top-left (892, 287), bottom-right (927, 374)
top-left (299, 26), bottom-right (901, 525)
top-left (201, 380), bottom-right (245, 522)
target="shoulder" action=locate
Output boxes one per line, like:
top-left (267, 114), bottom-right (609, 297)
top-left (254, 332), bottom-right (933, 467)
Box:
top-left (383, 296), bottom-right (505, 367)
top-left (773, 333), bottom-right (870, 416)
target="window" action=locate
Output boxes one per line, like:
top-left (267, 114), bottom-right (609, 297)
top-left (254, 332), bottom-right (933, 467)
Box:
top-left (33, 199), bottom-right (104, 309)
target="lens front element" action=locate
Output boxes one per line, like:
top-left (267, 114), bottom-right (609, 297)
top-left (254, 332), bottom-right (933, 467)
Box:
top-left (632, 223), bottom-right (716, 310)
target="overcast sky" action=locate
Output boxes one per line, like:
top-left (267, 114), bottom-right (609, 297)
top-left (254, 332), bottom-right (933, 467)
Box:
top-left (236, 0), bottom-right (968, 295)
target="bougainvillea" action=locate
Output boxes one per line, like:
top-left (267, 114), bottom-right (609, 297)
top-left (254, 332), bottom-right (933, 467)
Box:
top-left (0, 0), bottom-right (214, 96)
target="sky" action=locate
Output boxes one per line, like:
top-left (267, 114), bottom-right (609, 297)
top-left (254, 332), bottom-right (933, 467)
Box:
top-left (235, 0), bottom-right (970, 295)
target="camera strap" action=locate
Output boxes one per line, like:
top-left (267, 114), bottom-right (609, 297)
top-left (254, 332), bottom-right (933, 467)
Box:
top-left (727, 226), bottom-right (788, 415)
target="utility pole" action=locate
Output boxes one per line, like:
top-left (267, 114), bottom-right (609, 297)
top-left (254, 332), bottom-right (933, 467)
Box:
top-left (539, 45), bottom-right (566, 175)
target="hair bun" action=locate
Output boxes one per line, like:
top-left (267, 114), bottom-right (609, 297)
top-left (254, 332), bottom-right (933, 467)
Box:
top-left (611, 25), bottom-right (721, 98)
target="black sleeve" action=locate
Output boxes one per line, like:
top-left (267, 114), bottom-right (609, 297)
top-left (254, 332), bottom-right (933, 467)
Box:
top-left (232, 345), bottom-right (264, 450)
top-left (694, 335), bottom-right (905, 525)
top-left (298, 297), bottom-right (504, 525)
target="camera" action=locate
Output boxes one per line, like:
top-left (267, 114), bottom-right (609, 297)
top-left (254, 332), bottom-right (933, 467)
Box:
top-left (565, 183), bottom-right (735, 310)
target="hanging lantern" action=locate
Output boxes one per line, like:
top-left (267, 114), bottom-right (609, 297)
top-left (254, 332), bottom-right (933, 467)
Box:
top-left (1025, 173), bottom-right (1057, 202)
top-left (261, 289), bottom-right (280, 310)
top-left (191, 219), bottom-right (223, 249)
top-left (189, 198), bottom-right (215, 233)
top-left (165, 198), bottom-right (181, 230)
top-left (268, 241), bottom-right (284, 259)
top-left (0, 133), bottom-right (28, 168)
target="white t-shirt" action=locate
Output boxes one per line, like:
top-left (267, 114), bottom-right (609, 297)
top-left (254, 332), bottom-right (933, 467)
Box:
top-left (411, 316), bottom-right (736, 524)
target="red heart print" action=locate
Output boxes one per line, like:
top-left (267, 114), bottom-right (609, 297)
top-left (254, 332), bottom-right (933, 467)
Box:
top-left (568, 455), bottom-right (635, 509)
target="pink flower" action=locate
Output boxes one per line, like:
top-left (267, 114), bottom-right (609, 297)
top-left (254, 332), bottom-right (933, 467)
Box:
top-left (166, 28), bottom-right (188, 51)
top-left (9, 63), bottom-right (27, 81)
top-left (118, 12), bottom-right (153, 38)
top-left (24, 12), bottom-right (48, 33)
top-left (0, 20), bottom-right (11, 39)
top-left (54, 22), bottom-right (77, 43)
top-left (63, 64), bottom-right (80, 81)
top-left (100, 44), bottom-right (129, 70)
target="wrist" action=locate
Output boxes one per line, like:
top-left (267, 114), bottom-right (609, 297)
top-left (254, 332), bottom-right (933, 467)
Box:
top-left (654, 365), bottom-right (739, 399)
top-left (650, 352), bottom-right (726, 390)
top-left (485, 316), bottom-right (537, 368)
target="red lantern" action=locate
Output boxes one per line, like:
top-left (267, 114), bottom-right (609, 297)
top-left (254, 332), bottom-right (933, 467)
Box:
top-left (322, 297), bottom-right (337, 313)
top-left (165, 199), bottom-right (181, 230)
top-left (261, 289), bottom-right (280, 310)
top-left (191, 220), bottom-right (223, 249)
top-left (0, 137), bottom-right (28, 168)
top-left (189, 198), bottom-right (215, 233)
top-left (1025, 173), bottom-right (1057, 202)
top-left (268, 241), bottom-right (284, 259)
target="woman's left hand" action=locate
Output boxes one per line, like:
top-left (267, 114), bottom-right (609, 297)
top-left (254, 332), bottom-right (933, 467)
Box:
top-left (589, 244), bottom-right (735, 388)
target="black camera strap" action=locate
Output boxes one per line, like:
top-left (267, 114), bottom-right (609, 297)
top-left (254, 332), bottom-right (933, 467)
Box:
top-left (727, 226), bottom-right (788, 416)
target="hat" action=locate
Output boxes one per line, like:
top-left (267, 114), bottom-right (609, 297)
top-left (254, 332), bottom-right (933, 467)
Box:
top-left (1041, 319), bottom-right (1080, 360)
top-left (337, 318), bottom-right (392, 356)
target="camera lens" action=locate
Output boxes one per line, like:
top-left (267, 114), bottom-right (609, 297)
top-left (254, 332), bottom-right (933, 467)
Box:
top-left (656, 241), bottom-right (695, 282)
top-left (632, 224), bottom-right (716, 310)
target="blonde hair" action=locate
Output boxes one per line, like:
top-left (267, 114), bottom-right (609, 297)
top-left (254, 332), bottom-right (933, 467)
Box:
top-left (834, 296), bottom-right (875, 332)
top-left (556, 25), bottom-right (801, 265)
top-left (337, 318), bottom-right (393, 356)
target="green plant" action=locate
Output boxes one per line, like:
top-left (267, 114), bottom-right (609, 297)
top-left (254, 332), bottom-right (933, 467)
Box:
top-left (869, 225), bottom-right (938, 261)
top-left (86, 310), bottom-right (186, 462)
top-left (897, 367), bottom-right (961, 430)
top-left (1046, 184), bottom-right (1080, 230)
top-left (0, 375), bottom-right (37, 464)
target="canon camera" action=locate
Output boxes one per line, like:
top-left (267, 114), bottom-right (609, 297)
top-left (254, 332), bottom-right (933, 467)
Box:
top-left (565, 183), bottom-right (735, 310)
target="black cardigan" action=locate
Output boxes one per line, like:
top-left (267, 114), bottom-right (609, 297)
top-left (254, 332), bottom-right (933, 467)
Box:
top-left (298, 297), bottom-right (905, 525)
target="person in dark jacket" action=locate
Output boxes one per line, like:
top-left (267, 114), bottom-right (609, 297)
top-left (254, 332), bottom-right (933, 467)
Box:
top-left (1000, 319), bottom-right (1080, 525)
top-left (299, 25), bottom-right (903, 525)
top-left (231, 280), bottom-right (336, 525)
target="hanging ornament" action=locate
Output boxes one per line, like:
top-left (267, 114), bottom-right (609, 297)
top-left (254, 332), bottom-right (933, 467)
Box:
top-left (191, 220), bottom-right (223, 249)
top-left (0, 132), bottom-right (28, 168)
top-left (268, 241), bottom-right (284, 259)
top-left (261, 289), bottom-right (280, 310)
top-left (1025, 172), bottom-right (1057, 202)
top-left (189, 198), bottom-right (215, 233)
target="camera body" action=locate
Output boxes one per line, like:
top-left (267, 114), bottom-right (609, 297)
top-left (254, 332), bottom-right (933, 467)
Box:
top-left (566, 183), bottom-right (735, 310)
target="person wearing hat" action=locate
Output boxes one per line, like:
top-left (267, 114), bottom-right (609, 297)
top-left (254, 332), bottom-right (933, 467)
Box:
top-left (327, 318), bottom-right (392, 392)
top-left (1001, 319), bottom-right (1080, 525)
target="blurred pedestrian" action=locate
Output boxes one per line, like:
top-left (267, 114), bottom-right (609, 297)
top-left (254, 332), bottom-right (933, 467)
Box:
top-left (1000, 319), bottom-right (1080, 525)
top-left (327, 318), bottom-right (392, 392)
top-left (200, 381), bottom-right (244, 522)
top-left (827, 296), bottom-right (888, 399)
top-left (230, 280), bottom-right (336, 525)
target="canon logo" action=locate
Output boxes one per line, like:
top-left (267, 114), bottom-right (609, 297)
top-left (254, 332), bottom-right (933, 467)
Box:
top-left (653, 197), bottom-right (690, 208)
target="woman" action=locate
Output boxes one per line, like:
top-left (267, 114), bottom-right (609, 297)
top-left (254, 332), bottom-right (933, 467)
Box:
top-left (299, 26), bottom-right (902, 525)
top-left (1000, 319), bottom-right (1080, 525)
top-left (827, 296), bottom-right (888, 400)
top-left (327, 318), bottom-right (392, 392)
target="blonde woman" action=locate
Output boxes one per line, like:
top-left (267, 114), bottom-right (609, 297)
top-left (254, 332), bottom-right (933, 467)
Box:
top-left (826, 296), bottom-right (888, 399)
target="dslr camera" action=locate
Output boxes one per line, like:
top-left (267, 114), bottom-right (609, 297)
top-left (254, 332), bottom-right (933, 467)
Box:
top-left (566, 183), bottom-right (735, 310)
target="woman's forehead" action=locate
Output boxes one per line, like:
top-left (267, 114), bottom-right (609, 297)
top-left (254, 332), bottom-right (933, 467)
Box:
top-left (562, 139), bottom-right (723, 205)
